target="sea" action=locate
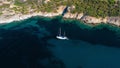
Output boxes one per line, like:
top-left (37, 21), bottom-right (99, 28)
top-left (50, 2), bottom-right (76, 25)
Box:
top-left (0, 16), bottom-right (120, 68)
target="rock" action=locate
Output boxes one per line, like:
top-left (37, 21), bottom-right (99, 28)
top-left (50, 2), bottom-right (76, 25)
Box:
top-left (63, 12), bottom-right (120, 26)
top-left (107, 17), bottom-right (120, 26)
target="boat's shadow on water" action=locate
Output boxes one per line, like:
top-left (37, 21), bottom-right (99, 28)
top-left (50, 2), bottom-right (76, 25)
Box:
top-left (37, 16), bottom-right (120, 48)
top-left (0, 28), bottom-right (65, 68)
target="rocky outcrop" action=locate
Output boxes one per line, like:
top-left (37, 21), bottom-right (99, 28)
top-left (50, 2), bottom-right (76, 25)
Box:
top-left (63, 12), bottom-right (120, 26)
top-left (107, 17), bottom-right (120, 26)
top-left (63, 5), bottom-right (120, 26)
top-left (0, 5), bottom-right (120, 26)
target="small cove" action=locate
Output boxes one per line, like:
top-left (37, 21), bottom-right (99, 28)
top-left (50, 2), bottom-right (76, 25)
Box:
top-left (0, 16), bottom-right (120, 68)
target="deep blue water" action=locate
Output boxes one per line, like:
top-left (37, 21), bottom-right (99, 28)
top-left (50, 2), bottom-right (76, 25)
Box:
top-left (0, 16), bottom-right (120, 68)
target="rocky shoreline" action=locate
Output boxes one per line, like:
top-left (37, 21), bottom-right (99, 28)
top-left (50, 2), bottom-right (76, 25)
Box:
top-left (0, 11), bottom-right (120, 26)
top-left (0, 12), bottom-right (60, 24)
top-left (63, 12), bottom-right (120, 26)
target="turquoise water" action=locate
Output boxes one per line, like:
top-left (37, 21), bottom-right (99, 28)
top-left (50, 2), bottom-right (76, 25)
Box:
top-left (0, 16), bottom-right (120, 68)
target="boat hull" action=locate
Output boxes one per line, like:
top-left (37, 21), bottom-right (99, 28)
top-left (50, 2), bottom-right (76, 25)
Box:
top-left (56, 36), bottom-right (68, 40)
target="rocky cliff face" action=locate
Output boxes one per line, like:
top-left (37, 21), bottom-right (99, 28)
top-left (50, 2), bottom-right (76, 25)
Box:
top-left (107, 17), bottom-right (120, 26)
top-left (62, 6), bottom-right (120, 26)
top-left (0, 5), bottom-right (120, 26)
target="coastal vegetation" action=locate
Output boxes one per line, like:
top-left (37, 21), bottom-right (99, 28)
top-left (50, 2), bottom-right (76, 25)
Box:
top-left (43, 0), bottom-right (120, 18)
top-left (0, 0), bottom-right (119, 17)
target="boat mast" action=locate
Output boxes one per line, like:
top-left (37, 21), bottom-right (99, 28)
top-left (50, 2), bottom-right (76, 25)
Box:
top-left (64, 31), bottom-right (65, 37)
top-left (59, 28), bottom-right (61, 36)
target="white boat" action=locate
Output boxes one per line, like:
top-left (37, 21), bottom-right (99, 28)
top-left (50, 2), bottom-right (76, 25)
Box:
top-left (56, 28), bottom-right (68, 40)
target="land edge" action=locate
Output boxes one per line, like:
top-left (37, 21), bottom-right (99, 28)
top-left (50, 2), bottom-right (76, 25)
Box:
top-left (0, 11), bottom-right (120, 27)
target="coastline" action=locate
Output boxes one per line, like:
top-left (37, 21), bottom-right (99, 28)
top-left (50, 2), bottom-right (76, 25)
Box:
top-left (0, 12), bottom-right (120, 27)
top-left (0, 12), bottom-right (60, 24)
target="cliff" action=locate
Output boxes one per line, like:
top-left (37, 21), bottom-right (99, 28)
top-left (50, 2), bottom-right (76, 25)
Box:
top-left (63, 12), bottom-right (120, 26)
top-left (1, 6), bottom-right (119, 26)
